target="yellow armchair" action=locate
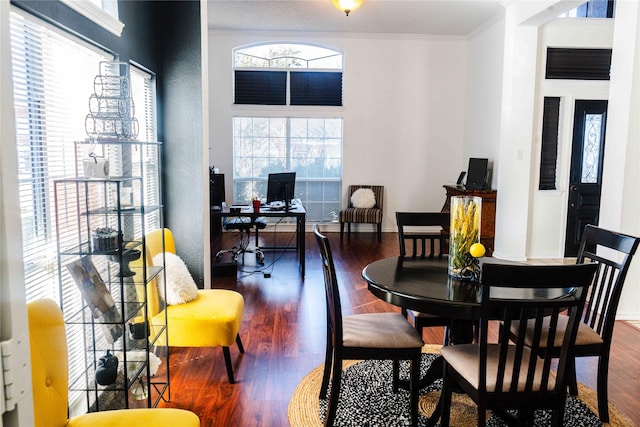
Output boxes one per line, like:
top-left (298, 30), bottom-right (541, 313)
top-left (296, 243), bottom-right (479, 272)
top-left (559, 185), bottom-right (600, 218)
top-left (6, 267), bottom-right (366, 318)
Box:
top-left (28, 298), bottom-right (200, 427)
top-left (144, 228), bottom-right (245, 383)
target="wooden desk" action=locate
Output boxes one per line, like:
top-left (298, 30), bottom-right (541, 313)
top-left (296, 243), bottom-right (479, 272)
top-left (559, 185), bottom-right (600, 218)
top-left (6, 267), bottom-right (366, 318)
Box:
top-left (441, 185), bottom-right (497, 255)
top-left (211, 204), bottom-right (307, 277)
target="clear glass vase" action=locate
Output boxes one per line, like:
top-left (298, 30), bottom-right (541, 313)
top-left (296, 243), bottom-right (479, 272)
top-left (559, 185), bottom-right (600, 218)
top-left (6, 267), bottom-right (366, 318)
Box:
top-left (448, 196), bottom-right (482, 279)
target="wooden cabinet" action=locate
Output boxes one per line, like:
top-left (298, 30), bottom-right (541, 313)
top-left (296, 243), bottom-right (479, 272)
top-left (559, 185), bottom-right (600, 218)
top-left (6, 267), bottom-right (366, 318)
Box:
top-left (441, 185), bottom-right (497, 256)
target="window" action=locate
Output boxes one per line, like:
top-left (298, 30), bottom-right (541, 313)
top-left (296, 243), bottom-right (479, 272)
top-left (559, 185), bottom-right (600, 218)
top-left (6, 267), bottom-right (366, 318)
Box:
top-left (10, 8), bottom-right (157, 411)
top-left (233, 117), bottom-right (342, 222)
top-left (234, 43), bottom-right (343, 106)
top-left (232, 43), bottom-right (344, 223)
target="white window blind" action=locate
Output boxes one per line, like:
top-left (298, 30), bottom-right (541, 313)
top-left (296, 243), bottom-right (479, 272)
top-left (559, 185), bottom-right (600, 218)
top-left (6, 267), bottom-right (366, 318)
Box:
top-left (10, 8), bottom-right (158, 412)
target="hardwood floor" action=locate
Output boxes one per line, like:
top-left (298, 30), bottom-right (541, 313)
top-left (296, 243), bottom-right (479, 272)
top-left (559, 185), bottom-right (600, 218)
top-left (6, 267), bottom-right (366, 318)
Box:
top-left (158, 230), bottom-right (640, 426)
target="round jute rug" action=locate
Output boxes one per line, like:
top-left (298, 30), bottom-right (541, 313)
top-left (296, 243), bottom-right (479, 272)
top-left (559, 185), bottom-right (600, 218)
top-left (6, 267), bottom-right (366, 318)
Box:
top-left (288, 345), bottom-right (634, 427)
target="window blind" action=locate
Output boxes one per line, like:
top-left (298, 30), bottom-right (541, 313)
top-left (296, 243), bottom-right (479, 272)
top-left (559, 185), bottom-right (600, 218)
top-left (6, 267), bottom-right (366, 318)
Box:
top-left (10, 8), bottom-right (159, 412)
top-left (290, 71), bottom-right (343, 106)
top-left (539, 97), bottom-right (561, 190)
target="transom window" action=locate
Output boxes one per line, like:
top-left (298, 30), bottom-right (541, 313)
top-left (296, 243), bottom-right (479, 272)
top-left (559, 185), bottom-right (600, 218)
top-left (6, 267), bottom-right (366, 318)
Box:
top-left (233, 43), bottom-right (343, 106)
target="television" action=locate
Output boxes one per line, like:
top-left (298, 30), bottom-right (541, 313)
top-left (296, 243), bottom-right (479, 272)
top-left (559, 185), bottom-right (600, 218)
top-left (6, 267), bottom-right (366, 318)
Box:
top-left (466, 158), bottom-right (488, 190)
top-left (266, 172), bottom-right (296, 209)
top-left (209, 172), bottom-right (225, 210)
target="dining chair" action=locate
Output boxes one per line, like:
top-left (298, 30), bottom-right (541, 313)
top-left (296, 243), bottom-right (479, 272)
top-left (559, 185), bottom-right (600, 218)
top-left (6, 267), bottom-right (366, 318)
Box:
top-left (339, 185), bottom-right (384, 241)
top-left (506, 224), bottom-right (640, 422)
top-left (440, 262), bottom-right (598, 427)
top-left (144, 228), bottom-right (246, 383)
top-left (314, 225), bottom-right (424, 426)
top-left (396, 212), bottom-right (449, 259)
top-left (396, 211), bottom-right (451, 343)
top-left (28, 298), bottom-right (201, 427)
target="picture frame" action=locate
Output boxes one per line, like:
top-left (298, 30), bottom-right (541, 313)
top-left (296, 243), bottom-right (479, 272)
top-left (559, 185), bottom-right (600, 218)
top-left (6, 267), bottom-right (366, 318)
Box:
top-left (67, 256), bottom-right (123, 343)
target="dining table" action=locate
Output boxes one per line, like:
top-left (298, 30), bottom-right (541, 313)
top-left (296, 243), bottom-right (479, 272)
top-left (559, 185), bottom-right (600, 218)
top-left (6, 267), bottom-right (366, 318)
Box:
top-left (361, 255), bottom-right (576, 426)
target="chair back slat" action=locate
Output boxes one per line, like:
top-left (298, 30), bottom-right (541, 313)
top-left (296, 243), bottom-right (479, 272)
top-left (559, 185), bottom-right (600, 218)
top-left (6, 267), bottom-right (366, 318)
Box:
top-left (479, 263), bottom-right (597, 395)
top-left (577, 225), bottom-right (640, 340)
top-left (314, 225), bottom-right (343, 347)
top-left (396, 212), bottom-right (450, 258)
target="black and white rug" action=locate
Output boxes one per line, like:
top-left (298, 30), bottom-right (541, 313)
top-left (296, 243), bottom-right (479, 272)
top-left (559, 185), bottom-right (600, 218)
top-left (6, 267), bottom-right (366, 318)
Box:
top-left (288, 351), bottom-right (632, 427)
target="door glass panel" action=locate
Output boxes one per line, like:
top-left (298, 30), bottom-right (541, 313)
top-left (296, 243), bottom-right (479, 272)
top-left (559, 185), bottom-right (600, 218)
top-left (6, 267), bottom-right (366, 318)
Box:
top-left (581, 113), bottom-right (602, 183)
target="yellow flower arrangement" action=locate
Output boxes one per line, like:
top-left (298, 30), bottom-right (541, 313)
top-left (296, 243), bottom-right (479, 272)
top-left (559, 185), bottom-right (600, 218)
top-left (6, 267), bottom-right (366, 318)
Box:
top-left (448, 196), bottom-right (482, 279)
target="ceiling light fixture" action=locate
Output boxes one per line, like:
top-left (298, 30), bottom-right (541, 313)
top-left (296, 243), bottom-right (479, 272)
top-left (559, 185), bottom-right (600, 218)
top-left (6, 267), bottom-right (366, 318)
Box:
top-left (332, 0), bottom-right (363, 16)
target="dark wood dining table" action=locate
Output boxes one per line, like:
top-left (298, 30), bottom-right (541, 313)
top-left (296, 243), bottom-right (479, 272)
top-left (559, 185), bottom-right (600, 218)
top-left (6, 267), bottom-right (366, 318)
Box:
top-left (361, 255), bottom-right (575, 426)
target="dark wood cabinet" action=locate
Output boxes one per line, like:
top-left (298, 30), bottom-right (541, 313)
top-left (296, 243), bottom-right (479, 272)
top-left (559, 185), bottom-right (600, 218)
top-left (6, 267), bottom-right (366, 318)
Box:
top-left (441, 185), bottom-right (497, 256)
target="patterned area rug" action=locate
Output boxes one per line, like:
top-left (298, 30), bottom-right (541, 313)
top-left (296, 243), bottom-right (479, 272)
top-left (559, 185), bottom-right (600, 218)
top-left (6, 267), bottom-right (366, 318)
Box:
top-left (288, 345), bottom-right (634, 427)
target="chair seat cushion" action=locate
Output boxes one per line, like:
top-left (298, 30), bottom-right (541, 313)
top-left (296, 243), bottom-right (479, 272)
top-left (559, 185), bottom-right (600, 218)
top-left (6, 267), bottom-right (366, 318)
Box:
top-left (152, 289), bottom-right (244, 347)
top-left (510, 315), bottom-right (604, 348)
top-left (342, 313), bottom-right (424, 348)
top-left (69, 408), bottom-right (200, 427)
top-left (441, 344), bottom-right (556, 392)
top-left (339, 207), bottom-right (382, 224)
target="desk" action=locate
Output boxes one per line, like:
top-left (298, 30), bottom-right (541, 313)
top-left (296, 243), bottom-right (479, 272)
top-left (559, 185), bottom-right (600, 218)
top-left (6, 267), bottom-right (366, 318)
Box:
top-left (211, 204), bottom-right (307, 277)
top-left (362, 256), bottom-right (574, 426)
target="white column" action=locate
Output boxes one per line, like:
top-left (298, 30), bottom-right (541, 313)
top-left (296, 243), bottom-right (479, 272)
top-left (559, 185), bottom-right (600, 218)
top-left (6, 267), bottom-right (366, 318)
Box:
top-left (600, 0), bottom-right (640, 320)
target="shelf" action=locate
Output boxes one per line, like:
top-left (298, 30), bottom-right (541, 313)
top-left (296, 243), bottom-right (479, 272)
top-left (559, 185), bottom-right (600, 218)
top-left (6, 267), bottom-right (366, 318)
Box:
top-left (56, 139), bottom-right (169, 410)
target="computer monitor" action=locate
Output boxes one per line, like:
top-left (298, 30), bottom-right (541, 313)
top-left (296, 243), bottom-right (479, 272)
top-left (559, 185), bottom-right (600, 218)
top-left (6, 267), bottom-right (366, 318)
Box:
top-left (466, 158), bottom-right (488, 190)
top-left (209, 172), bottom-right (225, 209)
top-left (266, 172), bottom-right (296, 208)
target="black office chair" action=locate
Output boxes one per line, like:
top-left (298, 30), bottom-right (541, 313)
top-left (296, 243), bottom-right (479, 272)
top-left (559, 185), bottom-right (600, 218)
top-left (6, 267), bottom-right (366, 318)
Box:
top-left (216, 216), bottom-right (267, 265)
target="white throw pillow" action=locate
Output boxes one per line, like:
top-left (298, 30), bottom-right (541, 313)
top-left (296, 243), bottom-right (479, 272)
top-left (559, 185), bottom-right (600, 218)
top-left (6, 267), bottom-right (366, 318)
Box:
top-left (351, 188), bottom-right (376, 209)
top-left (153, 252), bottom-right (199, 305)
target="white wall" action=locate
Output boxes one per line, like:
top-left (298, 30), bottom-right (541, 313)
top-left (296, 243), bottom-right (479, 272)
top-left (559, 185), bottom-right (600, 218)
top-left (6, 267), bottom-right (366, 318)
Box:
top-left (464, 18), bottom-right (506, 189)
top-left (208, 31), bottom-right (467, 232)
top-left (527, 19), bottom-right (613, 259)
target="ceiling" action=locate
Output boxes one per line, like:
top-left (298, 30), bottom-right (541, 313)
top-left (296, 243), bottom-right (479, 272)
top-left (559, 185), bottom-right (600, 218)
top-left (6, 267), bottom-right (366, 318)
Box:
top-left (207, 0), bottom-right (507, 36)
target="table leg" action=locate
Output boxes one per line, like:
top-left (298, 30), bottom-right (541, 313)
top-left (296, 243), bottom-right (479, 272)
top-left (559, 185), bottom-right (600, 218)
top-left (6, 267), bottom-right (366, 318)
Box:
top-left (298, 215), bottom-right (305, 277)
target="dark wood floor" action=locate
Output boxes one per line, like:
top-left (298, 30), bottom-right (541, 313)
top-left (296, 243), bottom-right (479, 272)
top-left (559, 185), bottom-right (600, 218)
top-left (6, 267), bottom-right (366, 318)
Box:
top-left (158, 230), bottom-right (640, 426)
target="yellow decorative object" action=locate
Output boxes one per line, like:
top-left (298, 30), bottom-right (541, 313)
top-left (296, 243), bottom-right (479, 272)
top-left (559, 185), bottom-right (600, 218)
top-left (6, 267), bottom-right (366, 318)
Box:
top-left (469, 242), bottom-right (486, 258)
top-left (27, 298), bottom-right (200, 427)
top-left (448, 196), bottom-right (482, 279)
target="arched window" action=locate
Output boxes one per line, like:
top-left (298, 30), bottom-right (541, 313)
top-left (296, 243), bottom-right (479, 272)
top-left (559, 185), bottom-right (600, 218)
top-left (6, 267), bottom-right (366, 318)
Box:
top-left (231, 43), bottom-right (343, 223)
top-left (233, 43), bottom-right (343, 106)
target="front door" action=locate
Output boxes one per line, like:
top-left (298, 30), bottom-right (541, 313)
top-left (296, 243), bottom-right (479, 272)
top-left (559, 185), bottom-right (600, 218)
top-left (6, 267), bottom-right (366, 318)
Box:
top-left (564, 100), bottom-right (608, 256)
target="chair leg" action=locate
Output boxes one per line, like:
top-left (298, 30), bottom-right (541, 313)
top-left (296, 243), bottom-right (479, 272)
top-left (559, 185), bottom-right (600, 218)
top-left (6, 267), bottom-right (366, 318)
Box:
top-left (235, 333), bottom-right (245, 353)
top-left (320, 334), bottom-right (333, 399)
top-left (566, 356), bottom-right (578, 395)
top-left (597, 354), bottom-right (611, 422)
top-left (410, 354), bottom-right (420, 427)
top-left (340, 222), bottom-right (345, 240)
top-left (222, 346), bottom-right (235, 384)
top-left (440, 363), bottom-right (452, 427)
top-left (392, 359), bottom-right (400, 392)
top-left (325, 356), bottom-right (342, 426)
top-left (377, 223), bottom-right (382, 242)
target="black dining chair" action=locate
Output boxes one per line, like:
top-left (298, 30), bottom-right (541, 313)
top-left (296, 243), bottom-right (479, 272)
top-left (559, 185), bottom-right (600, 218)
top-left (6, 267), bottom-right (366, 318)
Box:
top-left (314, 225), bottom-right (424, 426)
top-left (506, 224), bottom-right (640, 422)
top-left (396, 212), bottom-right (451, 343)
top-left (440, 262), bottom-right (598, 427)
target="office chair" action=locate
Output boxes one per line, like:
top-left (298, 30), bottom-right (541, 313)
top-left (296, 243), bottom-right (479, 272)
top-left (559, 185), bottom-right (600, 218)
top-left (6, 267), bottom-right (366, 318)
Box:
top-left (216, 216), bottom-right (267, 265)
